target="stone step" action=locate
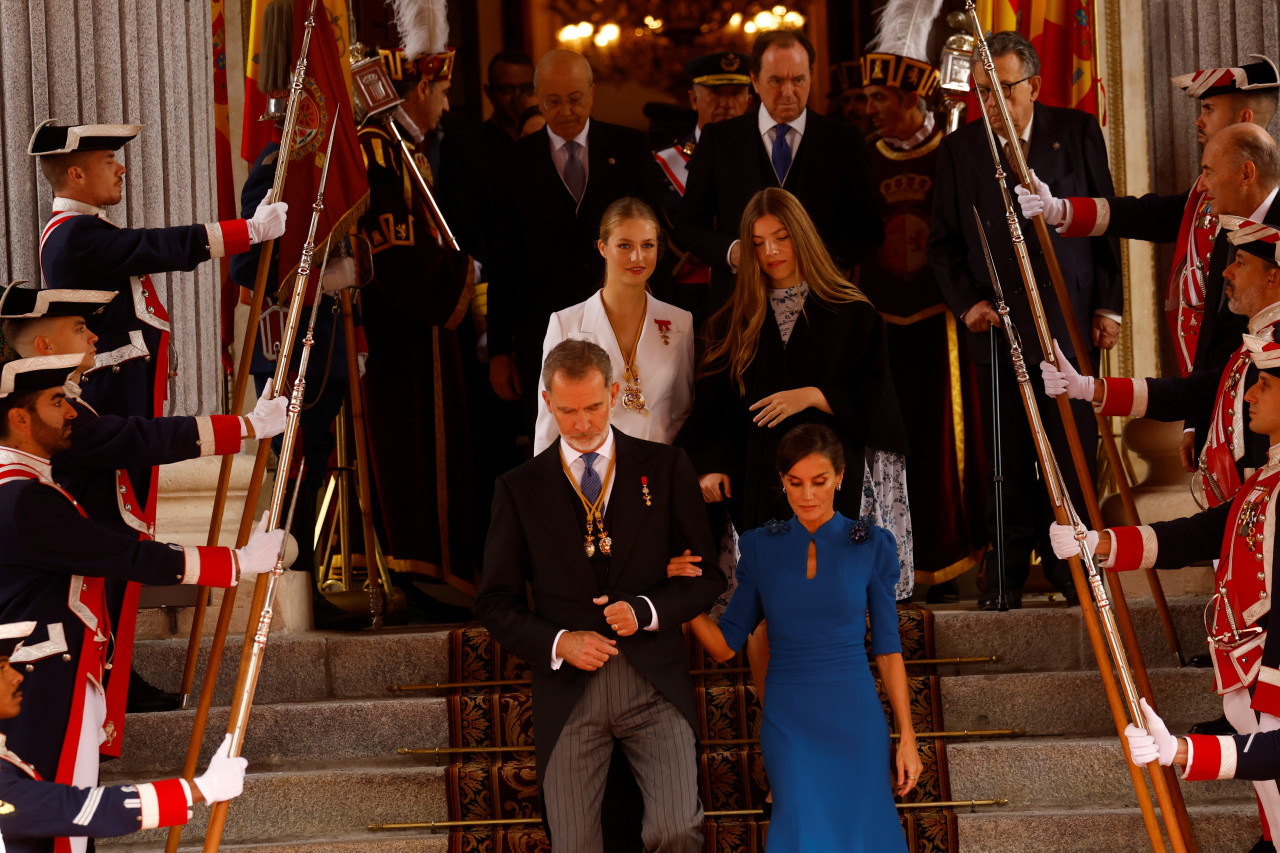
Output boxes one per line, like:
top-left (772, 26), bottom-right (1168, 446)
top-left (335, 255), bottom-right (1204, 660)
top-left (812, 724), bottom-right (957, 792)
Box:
top-left (956, 804), bottom-right (1258, 853)
top-left (948, 737), bottom-right (1253, 810)
top-left (131, 627), bottom-right (450, 707)
top-left (931, 596), bottom-right (1210, 674)
top-left (101, 832), bottom-right (451, 853)
top-left (99, 761), bottom-right (447, 848)
top-left (113, 696), bottom-right (449, 775)
top-left (941, 667), bottom-right (1224, 736)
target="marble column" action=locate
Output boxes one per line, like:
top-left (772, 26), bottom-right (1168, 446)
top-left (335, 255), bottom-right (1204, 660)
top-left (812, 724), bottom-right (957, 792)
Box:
top-left (0, 0), bottom-right (222, 416)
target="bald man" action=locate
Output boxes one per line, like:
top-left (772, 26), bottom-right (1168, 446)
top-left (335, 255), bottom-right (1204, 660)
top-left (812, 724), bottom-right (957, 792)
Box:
top-left (486, 50), bottom-right (661, 431)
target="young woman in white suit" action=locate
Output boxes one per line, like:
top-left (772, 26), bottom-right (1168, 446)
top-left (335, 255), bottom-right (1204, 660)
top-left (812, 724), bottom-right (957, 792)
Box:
top-left (534, 198), bottom-right (695, 453)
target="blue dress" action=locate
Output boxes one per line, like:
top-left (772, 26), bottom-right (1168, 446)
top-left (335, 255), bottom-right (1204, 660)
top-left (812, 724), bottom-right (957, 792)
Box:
top-left (718, 513), bottom-right (907, 852)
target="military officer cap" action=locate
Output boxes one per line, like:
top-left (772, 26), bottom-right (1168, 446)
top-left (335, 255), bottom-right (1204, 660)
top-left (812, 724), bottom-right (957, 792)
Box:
top-left (0, 281), bottom-right (115, 320)
top-left (0, 621), bottom-right (35, 660)
top-left (27, 119), bottom-right (144, 157)
top-left (1244, 333), bottom-right (1280, 378)
top-left (1172, 55), bottom-right (1279, 99)
top-left (0, 354), bottom-right (84, 401)
top-left (1219, 215), bottom-right (1280, 266)
top-left (685, 52), bottom-right (751, 87)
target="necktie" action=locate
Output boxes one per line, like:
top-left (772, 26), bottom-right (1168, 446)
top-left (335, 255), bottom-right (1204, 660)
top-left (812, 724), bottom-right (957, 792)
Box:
top-left (1003, 137), bottom-right (1029, 169)
top-left (771, 124), bottom-right (792, 183)
top-left (580, 452), bottom-right (601, 505)
top-left (562, 140), bottom-right (586, 203)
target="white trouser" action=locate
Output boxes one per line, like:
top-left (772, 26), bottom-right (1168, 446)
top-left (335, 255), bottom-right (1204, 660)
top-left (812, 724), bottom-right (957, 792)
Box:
top-left (68, 684), bottom-right (107, 853)
top-left (1224, 687), bottom-right (1280, 838)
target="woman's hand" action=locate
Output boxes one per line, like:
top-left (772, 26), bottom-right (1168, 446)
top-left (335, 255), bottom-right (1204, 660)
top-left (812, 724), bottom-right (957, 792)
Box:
top-left (895, 736), bottom-right (923, 796)
top-left (749, 387), bottom-right (822, 428)
top-left (667, 549), bottom-right (703, 578)
top-left (699, 473), bottom-right (731, 502)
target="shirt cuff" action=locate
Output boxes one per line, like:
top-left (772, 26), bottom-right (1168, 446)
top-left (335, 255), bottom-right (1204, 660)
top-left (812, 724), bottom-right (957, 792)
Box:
top-left (638, 595), bottom-right (659, 631)
top-left (726, 240), bottom-right (740, 273)
top-left (550, 629), bottom-right (567, 670)
top-left (1093, 309), bottom-right (1123, 324)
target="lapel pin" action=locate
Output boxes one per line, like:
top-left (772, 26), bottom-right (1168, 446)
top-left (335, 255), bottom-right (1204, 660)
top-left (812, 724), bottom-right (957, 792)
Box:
top-left (655, 319), bottom-right (671, 346)
top-left (641, 476), bottom-right (652, 506)
top-left (608, 157), bottom-right (616, 165)
top-left (1051, 141), bottom-right (1061, 151)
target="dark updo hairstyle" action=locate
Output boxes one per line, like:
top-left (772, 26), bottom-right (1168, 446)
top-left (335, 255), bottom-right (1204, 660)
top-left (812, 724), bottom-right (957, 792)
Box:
top-left (775, 423), bottom-right (845, 477)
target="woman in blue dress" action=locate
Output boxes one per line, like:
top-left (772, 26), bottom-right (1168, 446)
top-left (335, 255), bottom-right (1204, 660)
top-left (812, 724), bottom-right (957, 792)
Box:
top-left (673, 423), bottom-right (920, 851)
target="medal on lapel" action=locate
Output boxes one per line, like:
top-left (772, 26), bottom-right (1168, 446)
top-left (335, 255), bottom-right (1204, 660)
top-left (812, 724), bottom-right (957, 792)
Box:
top-left (561, 449), bottom-right (618, 558)
top-left (655, 319), bottom-right (671, 346)
top-left (641, 476), bottom-right (651, 506)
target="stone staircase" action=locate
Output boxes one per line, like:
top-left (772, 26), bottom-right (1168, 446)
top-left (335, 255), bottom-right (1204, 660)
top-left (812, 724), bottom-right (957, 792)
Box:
top-left (96, 593), bottom-right (1263, 852)
top-left (936, 595), bottom-right (1259, 853)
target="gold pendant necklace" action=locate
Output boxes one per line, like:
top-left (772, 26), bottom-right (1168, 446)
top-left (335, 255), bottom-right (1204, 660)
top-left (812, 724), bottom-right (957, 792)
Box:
top-left (604, 299), bottom-right (650, 417)
top-left (560, 447), bottom-right (618, 557)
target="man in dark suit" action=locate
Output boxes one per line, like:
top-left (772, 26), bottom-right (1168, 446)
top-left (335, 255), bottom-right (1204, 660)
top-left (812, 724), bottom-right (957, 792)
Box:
top-left (674, 29), bottom-right (884, 319)
top-left (476, 339), bottom-right (724, 852)
top-left (487, 50), bottom-right (658, 429)
top-left (928, 31), bottom-right (1123, 609)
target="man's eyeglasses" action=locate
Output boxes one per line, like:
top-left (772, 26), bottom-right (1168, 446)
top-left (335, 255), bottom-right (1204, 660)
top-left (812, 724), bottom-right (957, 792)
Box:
top-left (975, 75), bottom-right (1034, 102)
top-left (490, 83), bottom-right (535, 97)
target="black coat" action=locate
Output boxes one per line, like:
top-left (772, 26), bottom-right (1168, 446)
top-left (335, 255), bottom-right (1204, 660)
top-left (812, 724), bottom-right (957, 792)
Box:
top-left (486, 120), bottom-right (658, 370)
top-left (678, 296), bottom-right (907, 531)
top-left (674, 106), bottom-right (884, 314)
top-left (928, 102), bottom-right (1123, 364)
top-left (475, 429), bottom-right (724, 780)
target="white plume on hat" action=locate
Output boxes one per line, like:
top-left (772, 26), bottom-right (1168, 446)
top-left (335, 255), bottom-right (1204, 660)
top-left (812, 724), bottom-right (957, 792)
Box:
top-left (392, 0), bottom-right (449, 61)
top-left (866, 0), bottom-right (944, 62)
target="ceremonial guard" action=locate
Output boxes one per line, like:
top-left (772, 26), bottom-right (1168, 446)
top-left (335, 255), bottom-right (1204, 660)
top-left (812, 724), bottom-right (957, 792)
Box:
top-left (1042, 216), bottom-right (1280, 508)
top-left (1052, 330), bottom-right (1280, 853)
top-left (0, 621), bottom-right (246, 853)
top-left (0, 282), bottom-right (287, 718)
top-left (858, 0), bottom-right (982, 598)
top-left (1018, 56), bottom-right (1279, 377)
top-left (358, 0), bottom-right (477, 592)
top-left (0, 352), bottom-right (288, 815)
top-left (649, 52), bottom-right (752, 319)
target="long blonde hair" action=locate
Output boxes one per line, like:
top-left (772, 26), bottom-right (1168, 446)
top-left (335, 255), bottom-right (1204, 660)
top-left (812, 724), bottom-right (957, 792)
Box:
top-left (701, 188), bottom-right (869, 394)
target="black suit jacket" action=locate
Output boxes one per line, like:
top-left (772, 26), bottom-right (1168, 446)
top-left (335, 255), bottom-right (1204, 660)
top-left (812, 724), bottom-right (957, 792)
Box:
top-left (928, 102), bottom-right (1123, 364)
top-left (674, 106), bottom-right (884, 312)
top-left (487, 120), bottom-right (658, 369)
top-left (474, 429), bottom-right (724, 780)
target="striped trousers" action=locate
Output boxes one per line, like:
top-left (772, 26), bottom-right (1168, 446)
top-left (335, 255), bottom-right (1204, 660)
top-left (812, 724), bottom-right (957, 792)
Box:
top-left (543, 652), bottom-right (703, 853)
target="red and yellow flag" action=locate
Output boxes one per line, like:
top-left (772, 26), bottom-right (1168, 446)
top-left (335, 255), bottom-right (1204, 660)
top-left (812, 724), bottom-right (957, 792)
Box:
top-left (242, 0), bottom-right (353, 164)
top-left (973, 0), bottom-right (1102, 118)
top-left (274, 0), bottom-right (369, 301)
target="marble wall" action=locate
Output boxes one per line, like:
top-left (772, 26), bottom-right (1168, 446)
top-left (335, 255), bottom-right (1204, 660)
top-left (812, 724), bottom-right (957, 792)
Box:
top-left (0, 0), bottom-right (222, 417)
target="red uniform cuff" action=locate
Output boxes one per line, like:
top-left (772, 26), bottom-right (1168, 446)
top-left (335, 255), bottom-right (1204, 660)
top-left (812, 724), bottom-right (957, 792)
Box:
top-left (181, 546), bottom-right (237, 586)
top-left (1059, 197), bottom-right (1110, 238)
top-left (195, 415), bottom-right (245, 456)
top-left (207, 219), bottom-right (252, 258)
top-left (136, 778), bottom-right (193, 829)
top-left (1254, 668), bottom-right (1280, 716)
top-left (1182, 734), bottom-right (1236, 781)
top-left (1107, 526), bottom-right (1155, 572)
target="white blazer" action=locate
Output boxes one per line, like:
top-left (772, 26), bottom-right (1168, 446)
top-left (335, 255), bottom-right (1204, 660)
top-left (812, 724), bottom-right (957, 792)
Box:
top-left (535, 290), bottom-right (695, 453)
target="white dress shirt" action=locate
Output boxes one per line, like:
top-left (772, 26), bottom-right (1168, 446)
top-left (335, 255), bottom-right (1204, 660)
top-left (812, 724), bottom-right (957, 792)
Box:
top-left (550, 427), bottom-right (660, 669)
top-left (535, 291), bottom-right (695, 453)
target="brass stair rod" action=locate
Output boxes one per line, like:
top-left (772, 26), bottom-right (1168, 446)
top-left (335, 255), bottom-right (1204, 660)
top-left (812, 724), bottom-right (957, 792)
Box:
top-left (369, 801), bottom-right (1011, 830)
top-left (389, 655), bottom-right (1001, 692)
top-left (396, 729), bottom-right (1024, 754)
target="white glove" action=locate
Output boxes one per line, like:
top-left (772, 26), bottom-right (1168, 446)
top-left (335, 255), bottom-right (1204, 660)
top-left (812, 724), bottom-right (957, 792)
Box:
top-left (320, 256), bottom-right (358, 293)
top-left (246, 379), bottom-right (288, 439)
top-left (1048, 522), bottom-right (1098, 560)
top-left (1041, 339), bottom-right (1095, 400)
top-left (247, 193), bottom-right (288, 244)
top-left (1125, 697), bottom-right (1177, 767)
top-left (233, 512), bottom-right (297, 580)
top-left (193, 734), bottom-right (247, 803)
top-left (1013, 169), bottom-right (1067, 227)
top-left (357, 352), bottom-right (367, 378)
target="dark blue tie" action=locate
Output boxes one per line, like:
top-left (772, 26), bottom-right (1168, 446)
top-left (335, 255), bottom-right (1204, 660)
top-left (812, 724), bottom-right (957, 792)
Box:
top-left (580, 452), bottom-right (601, 505)
top-left (771, 124), bottom-right (792, 183)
